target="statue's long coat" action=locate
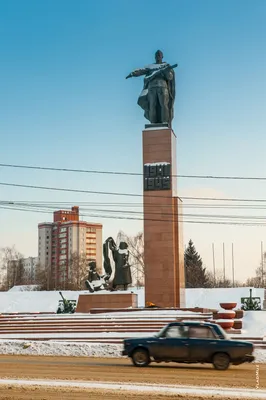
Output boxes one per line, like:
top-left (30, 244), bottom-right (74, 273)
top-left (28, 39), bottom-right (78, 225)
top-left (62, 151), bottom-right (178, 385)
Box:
top-left (137, 63), bottom-right (176, 122)
top-left (112, 249), bottom-right (132, 286)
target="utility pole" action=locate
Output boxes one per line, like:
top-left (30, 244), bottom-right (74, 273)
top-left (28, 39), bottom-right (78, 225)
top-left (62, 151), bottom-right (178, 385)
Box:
top-left (212, 243), bottom-right (216, 283)
top-left (232, 243), bottom-right (235, 287)
top-left (261, 241), bottom-right (264, 287)
top-left (223, 243), bottom-right (226, 283)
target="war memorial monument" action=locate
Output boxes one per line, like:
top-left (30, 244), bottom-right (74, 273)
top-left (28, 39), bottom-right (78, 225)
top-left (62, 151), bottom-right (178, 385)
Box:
top-left (77, 50), bottom-right (185, 312)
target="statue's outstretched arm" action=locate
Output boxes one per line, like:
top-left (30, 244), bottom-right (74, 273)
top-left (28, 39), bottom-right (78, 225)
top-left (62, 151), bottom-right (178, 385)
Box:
top-left (126, 68), bottom-right (148, 79)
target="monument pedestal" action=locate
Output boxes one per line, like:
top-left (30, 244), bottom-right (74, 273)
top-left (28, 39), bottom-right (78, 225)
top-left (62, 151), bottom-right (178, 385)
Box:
top-left (76, 292), bottom-right (138, 313)
top-left (143, 125), bottom-right (185, 308)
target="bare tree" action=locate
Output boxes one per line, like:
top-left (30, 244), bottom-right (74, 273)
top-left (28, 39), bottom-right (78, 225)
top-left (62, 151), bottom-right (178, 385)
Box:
top-left (117, 230), bottom-right (144, 286)
top-left (0, 246), bottom-right (24, 290)
top-left (205, 269), bottom-right (242, 288)
top-left (67, 252), bottom-right (88, 290)
top-left (245, 252), bottom-right (266, 288)
top-left (35, 262), bottom-right (52, 291)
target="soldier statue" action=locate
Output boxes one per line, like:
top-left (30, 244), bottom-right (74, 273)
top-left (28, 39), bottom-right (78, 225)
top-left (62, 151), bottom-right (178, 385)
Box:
top-left (85, 260), bottom-right (110, 293)
top-left (103, 237), bottom-right (132, 291)
top-left (126, 50), bottom-right (177, 127)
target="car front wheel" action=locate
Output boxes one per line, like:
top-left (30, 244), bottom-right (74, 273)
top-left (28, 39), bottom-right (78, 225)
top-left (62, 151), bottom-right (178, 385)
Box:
top-left (131, 348), bottom-right (150, 367)
top-left (212, 352), bottom-right (230, 370)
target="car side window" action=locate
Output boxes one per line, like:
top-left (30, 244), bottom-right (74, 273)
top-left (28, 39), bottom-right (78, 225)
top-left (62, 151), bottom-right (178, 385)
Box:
top-left (189, 326), bottom-right (215, 339)
top-left (164, 325), bottom-right (188, 338)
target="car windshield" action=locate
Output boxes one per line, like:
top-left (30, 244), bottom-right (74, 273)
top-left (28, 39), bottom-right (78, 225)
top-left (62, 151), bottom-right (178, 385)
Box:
top-left (215, 324), bottom-right (231, 339)
top-left (154, 326), bottom-right (167, 338)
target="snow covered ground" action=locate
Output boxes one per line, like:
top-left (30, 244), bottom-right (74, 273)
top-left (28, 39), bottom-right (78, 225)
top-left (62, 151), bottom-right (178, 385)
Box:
top-left (241, 311), bottom-right (266, 338)
top-left (0, 288), bottom-right (145, 313)
top-left (0, 287), bottom-right (265, 358)
top-left (0, 286), bottom-right (264, 313)
top-left (186, 287), bottom-right (265, 310)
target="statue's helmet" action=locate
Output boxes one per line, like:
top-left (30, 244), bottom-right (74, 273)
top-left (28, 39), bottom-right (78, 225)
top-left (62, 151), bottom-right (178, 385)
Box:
top-left (155, 50), bottom-right (163, 61)
top-left (88, 261), bottom-right (96, 270)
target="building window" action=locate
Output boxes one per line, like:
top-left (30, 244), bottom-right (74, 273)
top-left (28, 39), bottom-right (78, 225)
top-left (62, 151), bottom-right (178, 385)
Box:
top-left (87, 239), bottom-right (96, 244)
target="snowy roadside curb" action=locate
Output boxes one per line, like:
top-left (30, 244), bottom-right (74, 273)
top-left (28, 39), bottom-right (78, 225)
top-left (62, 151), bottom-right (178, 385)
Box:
top-left (1, 379), bottom-right (266, 398)
top-left (0, 339), bottom-right (266, 363)
top-left (0, 340), bottom-right (123, 358)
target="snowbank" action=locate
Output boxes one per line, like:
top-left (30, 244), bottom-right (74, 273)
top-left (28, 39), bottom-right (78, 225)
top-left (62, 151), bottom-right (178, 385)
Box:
top-left (0, 288), bottom-right (145, 313)
top-left (8, 285), bottom-right (40, 292)
top-left (0, 286), bottom-right (263, 314)
top-left (186, 287), bottom-right (264, 310)
top-left (241, 311), bottom-right (266, 338)
top-left (0, 339), bottom-right (265, 363)
top-left (0, 340), bottom-right (122, 357)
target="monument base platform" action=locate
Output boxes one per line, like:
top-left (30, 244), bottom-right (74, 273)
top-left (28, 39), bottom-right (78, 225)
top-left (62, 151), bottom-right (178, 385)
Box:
top-left (76, 292), bottom-right (138, 313)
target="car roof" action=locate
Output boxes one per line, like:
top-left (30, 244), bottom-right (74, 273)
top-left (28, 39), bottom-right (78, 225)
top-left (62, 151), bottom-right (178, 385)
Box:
top-left (167, 321), bottom-right (218, 328)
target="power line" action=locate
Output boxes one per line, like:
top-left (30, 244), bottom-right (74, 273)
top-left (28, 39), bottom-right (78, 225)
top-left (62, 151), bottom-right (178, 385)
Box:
top-left (0, 163), bottom-right (138, 177)
top-left (1, 204), bottom-right (266, 227)
top-left (3, 199), bottom-right (266, 209)
top-left (3, 181), bottom-right (266, 202)
top-left (3, 201), bottom-right (266, 220)
top-left (1, 162), bottom-right (266, 181)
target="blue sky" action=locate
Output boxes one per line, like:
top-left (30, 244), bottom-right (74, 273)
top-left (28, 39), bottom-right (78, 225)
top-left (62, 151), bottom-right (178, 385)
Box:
top-left (0, 0), bottom-right (266, 281)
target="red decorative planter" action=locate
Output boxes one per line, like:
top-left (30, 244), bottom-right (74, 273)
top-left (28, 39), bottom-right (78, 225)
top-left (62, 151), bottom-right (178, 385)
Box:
top-left (217, 310), bottom-right (236, 319)
top-left (220, 302), bottom-right (237, 310)
top-left (233, 320), bottom-right (242, 329)
top-left (216, 320), bottom-right (234, 330)
top-left (235, 310), bottom-right (244, 319)
top-left (212, 303), bottom-right (242, 333)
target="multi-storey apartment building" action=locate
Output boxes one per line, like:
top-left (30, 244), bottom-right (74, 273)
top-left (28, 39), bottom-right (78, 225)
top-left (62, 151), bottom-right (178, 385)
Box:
top-left (38, 206), bottom-right (102, 286)
top-left (23, 256), bottom-right (39, 282)
top-left (7, 256), bottom-right (38, 287)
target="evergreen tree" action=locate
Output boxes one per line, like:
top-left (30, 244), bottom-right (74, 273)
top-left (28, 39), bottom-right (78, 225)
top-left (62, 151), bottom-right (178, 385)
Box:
top-left (185, 240), bottom-right (208, 288)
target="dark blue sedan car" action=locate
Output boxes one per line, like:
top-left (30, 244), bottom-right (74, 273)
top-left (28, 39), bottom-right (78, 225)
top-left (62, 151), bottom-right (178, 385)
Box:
top-left (122, 321), bottom-right (255, 370)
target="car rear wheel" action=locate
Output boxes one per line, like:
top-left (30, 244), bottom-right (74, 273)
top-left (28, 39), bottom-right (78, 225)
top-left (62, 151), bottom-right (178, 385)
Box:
top-left (212, 352), bottom-right (230, 370)
top-left (131, 348), bottom-right (150, 367)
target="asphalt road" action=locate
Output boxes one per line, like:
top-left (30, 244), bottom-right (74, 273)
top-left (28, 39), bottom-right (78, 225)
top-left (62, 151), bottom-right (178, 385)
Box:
top-left (0, 355), bottom-right (264, 399)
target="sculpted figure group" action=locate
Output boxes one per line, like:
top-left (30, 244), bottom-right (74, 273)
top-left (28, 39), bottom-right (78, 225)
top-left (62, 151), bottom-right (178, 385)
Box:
top-left (85, 237), bottom-right (132, 293)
